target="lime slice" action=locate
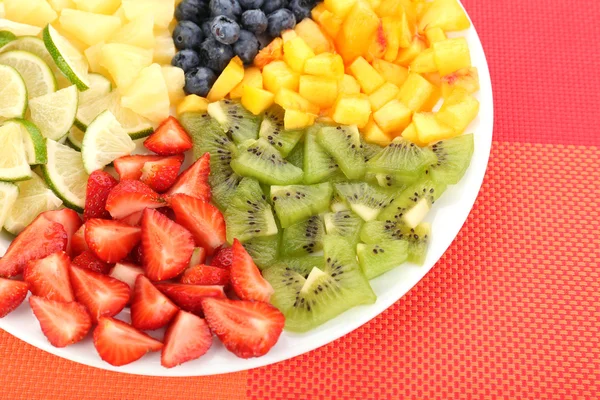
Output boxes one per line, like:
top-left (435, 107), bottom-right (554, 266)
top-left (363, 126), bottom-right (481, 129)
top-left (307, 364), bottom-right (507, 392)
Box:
top-left (4, 119), bottom-right (47, 165)
top-left (42, 139), bottom-right (89, 211)
top-left (0, 50), bottom-right (56, 99)
top-left (0, 121), bottom-right (32, 181)
top-left (43, 24), bottom-right (89, 91)
top-left (0, 181), bottom-right (19, 229)
top-left (80, 73), bottom-right (112, 106)
top-left (81, 110), bottom-right (136, 173)
top-left (0, 64), bottom-right (27, 121)
top-left (3, 172), bottom-right (63, 235)
top-left (74, 72), bottom-right (112, 131)
top-left (0, 20), bottom-right (42, 37)
top-left (0, 31), bottom-right (16, 48)
top-left (67, 125), bottom-right (85, 150)
top-left (28, 85), bottom-right (78, 140)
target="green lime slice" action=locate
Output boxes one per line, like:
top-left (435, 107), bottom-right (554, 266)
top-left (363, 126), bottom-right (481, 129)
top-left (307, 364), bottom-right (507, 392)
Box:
top-left (0, 20), bottom-right (42, 37)
top-left (0, 181), bottom-right (19, 229)
top-left (74, 73), bottom-right (112, 131)
top-left (0, 121), bottom-right (32, 181)
top-left (43, 24), bottom-right (89, 91)
top-left (0, 31), bottom-right (16, 48)
top-left (67, 125), bottom-right (85, 150)
top-left (0, 64), bottom-right (27, 121)
top-left (79, 73), bottom-right (112, 106)
top-left (28, 85), bottom-right (79, 141)
top-left (0, 50), bottom-right (56, 99)
top-left (4, 119), bottom-right (46, 165)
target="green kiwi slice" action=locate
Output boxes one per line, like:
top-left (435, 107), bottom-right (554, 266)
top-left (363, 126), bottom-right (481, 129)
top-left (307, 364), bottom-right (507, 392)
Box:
top-left (243, 232), bottom-right (280, 270)
top-left (360, 221), bottom-right (430, 265)
top-left (316, 125), bottom-right (366, 180)
top-left (427, 133), bottom-right (474, 185)
top-left (259, 106), bottom-right (305, 156)
top-left (270, 182), bottom-right (333, 228)
top-left (277, 255), bottom-right (326, 276)
top-left (357, 240), bottom-right (409, 279)
top-left (334, 181), bottom-right (396, 221)
top-left (285, 141), bottom-right (304, 169)
top-left (207, 99), bottom-right (262, 145)
top-left (323, 210), bottom-right (363, 245)
top-left (303, 126), bottom-right (339, 184)
top-left (280, 215), bottom-right (325, 257)
top-left (377, 180), bottom-right (446, 225)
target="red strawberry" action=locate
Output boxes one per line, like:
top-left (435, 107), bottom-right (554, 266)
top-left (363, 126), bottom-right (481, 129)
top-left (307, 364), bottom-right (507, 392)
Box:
top-left (141, 209), bottom-right (195, 281)
top-left (165, 153), bottom-right (211, 202)
top-left (114, 154), bottom-right (164, 180)
top-left (210, 247), bottom-right (233, 269)
top-left (170, 194), bottom-right (226, 256)
top-left (72, 251), bottom-right (112, 275)
top-left (0, 216), bottom-right (67, 278)
top-left (180, 265), bottom-right (230, 286)
top-left (119, 211), bottom-right (143, 226)
top-left (201, 298), bottom-right (284, 359)
top-left (131, 275), bottom-right (179, 331)
top-left (70, 265), bottom-right (130, 322)
top-left (109, 262), bottom-right (144, 297)
top-left (143, 116), bottom-right (193, 155)
top-left (29, 296), bottom-right (92, 348)
top-left (24, 251), bottom-right (74, 302)
top-left (71, 224), bottom-right (88, 256)
top-left (230, 239), bottom-right (274, 302)
top-left (105, 180), bottom-right (165, 220)
top-left (83, 170), bottom-right (118, 221)
top-left (188, 247), bottom-right (206, 268)
top-left (140, 154), bottom-right (184, 193)
top-left (161, 310), bottom-right (212, 368)
top-left (43, 209), bottom-right (83, 256)
top-left (128, 244), bottom-right (144, 265)
top-left (93, 317), bottom-right (163, 366)
top-left (85, 219), bottom-right (142, 263)
top-left (155, 283), bottom-right (226, 315)
top-left (0, 278), bottom-right (28, 317)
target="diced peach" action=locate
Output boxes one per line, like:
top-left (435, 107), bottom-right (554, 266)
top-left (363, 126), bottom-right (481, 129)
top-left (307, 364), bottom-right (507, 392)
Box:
top-left (331, 94), bottom-right (371, 128)
top-left (207, 56), bottom-right (244, 102)
top-left (274, 88), bottom-right (320, 114)
top-left (364, 0), bottom-right (381, 10)
top-left (400, 123), bottom-right (426, 146)
top-left (366, 22), bottom-right (386, 62)
top-left (371, 59), bottom-right (408, 87)
top-left (177, 95), bottom-right (209, 116)
top-left (363, 118), bottom-right (392, 146)
top-left (284, 109), bottom-right (316, 130)
top-left (441, 67), bottom-right (480, 98)
top-left (229, 67), bottom-right (263, 99)
top-left (283, 36), bottom-right (315, 73)
top-left (254, 37), bottom-right (283, 69)
top-left (294, 18), bottom-right (333, 54)
top-left (338, 74), bottom-right (361, 95)
top-left (373, 99), bottom-right (412, 133)
top-left (314, 9), bottom-right (343, 38)
top-left (263, 61), bottom-right (299, 93)
top-left (398, 12), bottom-right (413, 48)
top-left (395, 35), bottom-right (426, 66)
top-left (368, 82), bottom-right (400, 111)
top-left (410, 48), bottom-right (438, 74)
top-left (423, 72), bottom-right (443, 87)
top-left (382, 16), bottom-right (402, 62)
top-left (375, 0), bottom-right (404, 17)
top-left (435, 88), bottom-right (479, 134)
top-left (299, 75), bottom-right (338, 108)
top-left (398, 72), bottom-right (437, 112)
top-left (324, 0), bottom-right (357, 19)
top-left (425, 27), bottom-right (446, 45)
top-left (241, 86), bottom-right (275, 116)
top-left (418, 0), bottom-right (470, 33)
top-left (335, 1), bottom-right (379, 62)
top-left (433, 37), bottom-right (471, 76)
top-left (311, 2), bottom-right (328, 21)
top-left (413, 112), bottom-right (455, 143)
top-left (349, 56), bottom-right (385, 94)
top-left (420, 83), bottom-right (442, 112)
top-left (303, 53), bottom-right (344, 79)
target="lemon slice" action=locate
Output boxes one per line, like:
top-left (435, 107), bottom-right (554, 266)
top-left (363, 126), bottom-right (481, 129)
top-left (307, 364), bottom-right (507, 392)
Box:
top-left (0, 65), bottom-right (27, 121)
top-left (4, 119), bottom-right (47, 165)
top-left (43, 24), bottom-right (90, 91)
top-left (0, 50), bottom-right (57, 99)
top-left (28, 85), bottom-right (79, 141)
top-left (0, 121), bottom-right (32, 182)
top-left (67, 125), bottom-right (85, 150)
top-left (0, 19), bottom-right (42, 36)
top-left (0, 182), bottom-right (18, 229)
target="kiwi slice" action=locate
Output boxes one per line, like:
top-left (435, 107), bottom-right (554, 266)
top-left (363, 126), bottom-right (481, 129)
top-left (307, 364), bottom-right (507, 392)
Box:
top-left (285, 142), bottom-right (304, 169)
top-left (303, 127), bottom-right (339, 184)
top-left (357, 241), bottom-right (409, 279)
top-left (278, 255), bottom-right (326, 277)
top-left (259, 106), bottom-right (305, 156)
top-left (263, 235), bottom-right (376, 332)
top-left (243, 232), bottom-right (280, 270)
top-left (361, 138), bottom-right (384, 162)
top-left (281, 215), bottom-right (325, 257)
top-left (231, 138), bottom-right (304, 185)
top-left (207, 99), bottom-right (262, 145)
top-left (334, 182), bottom-right (396, 221)
top-left (317, 125), bottom-right (366, 180)
top-left (377, 180), bottom-right (446, 225)
top-left (428, 133), bottom-right (474, 184)
top-left (323, 210), bottom-right (363, 245)
top-left (270, 182), bottom-right (333, 228)
top-left (224, 177), bottom-right (278, 243)
top-left (360, 221), bottom-right (430, 265)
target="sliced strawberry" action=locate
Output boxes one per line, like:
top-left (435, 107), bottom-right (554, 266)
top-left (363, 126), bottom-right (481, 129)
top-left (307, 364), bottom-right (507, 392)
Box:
top-left (180, 265), bottom-right (230, 286)
top-left (72, 251), bottom-right (112, 274)
top-left (0, 278), bottom-right (28, 318)
top-left (109, 262), bottom-right (144, 297)
top-left (83, 170), bottom-right (118, 221)
top-left (230, 239), bottom-right (273, 302)
top-left (43, 209), bottom-right (83, 256)
top-left (141, 208), bottom-right (194, 281)
top-left (140, 154), bottom-right (184, 193)
top-left (170, 194), bottom-right (226, 256)
top-left (128, 244), bottom-right (144, 265)
top-left (24, 251), bottom-right (73, 302)
top-left (105, 180), bottom-right (165, 220)
top-left (165, 153), bottom-right (211, 202)
top-left (0, 216), bottom-right (67, 278)
top-left (161, 310), bottom-right (212, 368)
top-left (201, 298), bottom-right (285, 359)
top-left (188, 247), bottom-right (206, 268)
top-left (143, 116), bottom-right (193, 155)
top-left (210, 247), bottom-right (233, 269)
top-left (93, 317), bottom-right (163, 366)
top-left (85, 219), bottom-right (142, 263)
top-left (155, 283), bottom-right (226, 315)
top-left (114, 154), bottom-right (165, 180)
top-left (70, 265), bottom-right (130, 322)
top-left (131, 275), bottom-right (179, 331)
top-left (29, 296), bottom-right (92, 348)
top-left (119, 211), bottom-right (144, 227)
top-left (71, 224), bottom-right (88, 256)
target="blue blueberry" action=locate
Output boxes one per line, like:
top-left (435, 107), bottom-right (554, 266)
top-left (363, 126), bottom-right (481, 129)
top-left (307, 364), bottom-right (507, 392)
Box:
top-left (241, 9), bottom-right (268, 35)
top-left (262, 0), bottom-right (288, 15)
top-left (266, 8), bottom-right (295, 37)
top-left (201, 19), bottom-right (213, 37)
top-left (172, 50), bottom-right (201, 72)
top-left (199, 38), bottom-right (234, 72)
top-left (209, 0), bottom-right (242, 18)
top-left (185, 67), bottom-right (217, 97)
top-left (233, 30), bottom-right (259, 64)
top-left (175, 0), bottom-right (208, 24)
top-left (288, 0), bottom-right (312, 22)
top-left (173, 21), bottom-right (204, 51)
top-left (239, 0), bottom-right (263, 8)
top-left (211, 15), bottom-right (240, 44)
top-left (256, 32), bottom-right (272, 49)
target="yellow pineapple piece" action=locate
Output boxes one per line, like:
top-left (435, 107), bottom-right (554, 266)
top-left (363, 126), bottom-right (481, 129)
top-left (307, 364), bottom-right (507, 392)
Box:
top-left (294, 19), bottom-right (333, 54)
top-left (281, 30), bottom-right (298, 42)
top-left (338, 74), bottom-right (361, 95)
top-left (73, 0), bottom-right (121, 15)
top-left (314, 10), bottom-right (343, 39)
top-left (410, 48), bottom-right (438, 74)
top-left (336, 1), bottom-right (380, 62)
top-left (113, 6), bottom-right (129, 24)
top-left (284, 109), bottom-right (316, 130)
top-left (84, 42), bottom-right (111, 78)
top-left (435, 88), bottom-right (479, 134)
top-left (425, 27), bottom-right (446, 45)
top-left (400, 123), bottom-right (425, 145)
top-left (413, 112), bottom-right (455, 143)
top-left (303, 53), bottom-right (344, 79)
top-left (373, 100), bottom-right (412, 133)
top-left (230, 67), bottom-right (263, 99)
top-left (60, 9), bottom-right (122, 47)
top-left (368, 82), bottom-right (400, 111)
top-left (109, 15), bottom-right (155, 49)
top-left (433, 37), bottom-right (471, 76)
top-left (241, 86), bottom-right (275, 116)
top-left (254, 38), bottom-right (284, 69)
top-left (153, 28), bottom-right (177, 64)
top-left (395, 35), bottom-right (426, 66)
top-left (207, 57), bottom-right (244, 102)
top-left (398, 72), bottom-right (437, 112)
top-left (177, 95), bottom-right (209, 116)
top-left (299, 75), bottom-right (338, 109)
top-left (4, 0), bottom-right (57, 27)
top-left (418, 0), bottom-right (470, 33)
top-left (283, 37), bottom-right (315, 73)
top-left (363, 118), bottom-right (392, 146)
top-left (331, 94), bottom-right (371, 128)
top-left (274, 88), bottom-right (319, 114)
top-left (371, 59), bottom-right (408, 88)
top-left (100, 43), bottom-right (153, 90)
top-left (161, 66), bottom-right (185, 104)
top-left (122, 63), bottom-right (170, 123)
top-left (121, 0), bottom-right (174, 29)
top-left (349, 57), bottom-right (385, 94)
top-left (324, 0), bottom-right (357, 19)
top-left (441, 67), bottom-right (479, 98)
top-left (47, 0), bottom-right (76, 13)
top-left (53, 22), bottom-right (89, 53)
top-left (263, 61), bottom-right (299, 93)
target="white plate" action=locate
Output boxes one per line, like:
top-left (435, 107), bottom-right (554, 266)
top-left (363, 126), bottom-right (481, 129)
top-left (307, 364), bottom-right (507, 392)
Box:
top-left (0, 4), bottom-right (493, 376)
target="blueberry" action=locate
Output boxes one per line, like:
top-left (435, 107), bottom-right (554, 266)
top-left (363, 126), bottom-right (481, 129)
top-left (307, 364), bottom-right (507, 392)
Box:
top-left (266, 8), bottom-right (295, 37)
top-left (172, 50), bottom-right (201, 72)
top-left (211, 15), bottom-right (240, 44)
top-left (262, 0), bottom-right (288, 15)
top-left (238, 0), bottom-right (263, 8)
top-left (288, 0), bottom-right (312, 22)
top-left (185, 67), bottom-right (217, 97)
top-left (233, 30), bottom-right (259, 64)
top-left (241, 9), bottom-right (268, 35)
top-left (173, 21), bottom-right (204, 51)
top-left (256, 32), bottom-right (272, 49)
top-left (209, 0), bottom-right (242, 18)
top-left (199, 38), bottom-right (234, 72)
top-left (175, 0), bottom-right (208, 24)
top-left (201, 19), bottom-right (214, 37)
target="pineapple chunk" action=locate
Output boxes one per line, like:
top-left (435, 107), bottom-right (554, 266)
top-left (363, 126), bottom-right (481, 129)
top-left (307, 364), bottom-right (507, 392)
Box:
top-left (109, 15), bottom-right (155, 49)
top-left (113, 6), bottom-right (129, 24)
top-left (177, 95), bottom-right (209, 116)
top-left (4, 0), bottom-right (57, 27)
top-left (73, 0), bottom-right (121, 15)
top-left (241, 86), bottom-right (275, 116)
top-left (368, 82), bottom-right (400, 111)
top-left (324, 0), bottom-right (357, 19)
top-left (274, 88), bottom-right (319, 114)
top-left (47, 0), bottom-right (76, 12)
top-left (60, 9), bottom-right (122, 47)
top-left (100, 43), bottom-right (153, 90)
top-left (398, 72), bottom-right (437, 112)
top-left (122, 63), bottom-right (170, 123)
top-left (303, 53), bottom-right (344, 79)
top-left (121, 0), bottom-right (174, 29)
top-left (413, 112), bottom-right (455, 143)
top-left (254, 38), bottom-right (283, 69)
top-left (425, 27), bottom-right (447, 45)
top-left (373, 100), bottom-right (412, 133)
top-left (84, 42), bottom-right (111, 78)
top-left (161, 66), bottom-right (185, 104)
top-left (230, 67), bottom-right (263, 99)
top-left (283, 37), bottom-right (315, 73)
top-left (263, 61), bottom-right (299, 93)
top-left (435, 88), bottom-right (479, 134)
top-left (153, 28), bottom-right (176, 64)
top-left (284, 109), bottom-right (315, 130)
top-left (281, 30), bottom-right (298, 43)
top-left (299, 75), bottom-right (338, 108)
top-left (433, 37), bottom-right (471, 76)
top-left (338, 74), bottom-right (361, 95)
top-left (400, 123), bottom-right (426, 145)
top-left (207, 57), bottom-right (245, 102)
top-left (364, 118), bottom-right (392, 146)
top-left (395, 35), bottom-right (426, 66)
top-left (294, 19), bottom-right (332, 54)
top-left (349, 57), bottom-right (385, 94)
top-left (372, 59), bottom-right (408, 88)
top-left (52, 22), bottom-right (88, 52)
top-left (314, 10), bottom-right (343, 38)
top-left (418, 0), bottom-right (470, 33)
top-left (410, 49), bottom-right (438, 74)
top-left (331, 94), bottom-right (371, 128)
top-left (441, 67), bottom-right (479, 98)
top-left (335, 1), bottom-right (380, 62)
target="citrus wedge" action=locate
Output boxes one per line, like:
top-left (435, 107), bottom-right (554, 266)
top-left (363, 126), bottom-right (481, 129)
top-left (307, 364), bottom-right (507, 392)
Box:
top-left (0, 50), bottom-right (56, 99)
top-left (43, 24), bottom-right (89, 90)
top-left (0, 64), bottom-right (27, 121)
top-left (0, 121), bottom-right (32, 181)
top-left (28, 85), bottom-right (78, 141)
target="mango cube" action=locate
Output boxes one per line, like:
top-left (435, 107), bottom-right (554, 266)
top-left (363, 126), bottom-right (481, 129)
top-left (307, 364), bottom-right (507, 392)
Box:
top-left (206, 57), bottom-right (244, 102)
top-left (435, 88), bottom-right (479, 134)
top-left (425, 27), bottom-right (447, 45)
top-left (59, 9), bottom-right (122, 46)
top-left (400, 123), bottom-right (426, 146)
top-left (274, 88), bottom-right (320, 114)
top-left (230, 67), bottom-right (263, 99)
top-left (441, 67), bottom-right (480, 98)
top-left (299, 75), bottom-right (338, 108)
top-left (284, 109), bottom-right (315, 130)
top-left (304, 53), bottom-right (344, 79)
top-left (294, 18), bottom-right (333, 54)
top-left (410, 49), bottom-right (438, 74)
top-left (395, 36), bottom-right (426, 66)
top-left (263, 61), bottom-right (299, 93)
top-left (121, 63), bottom-right (170, 123)
top-left (324, 0), bottom-right (357, 19)
top-left (100, 43), bottom-right (153, 90)
top-left (311, 3), bottom-right (327, 21)
top-left (398, 72), bottom-right (437, 112)
top-left (433, 37), bottom-right (471, 76)
top-left (314, 9), bottom-right (343, 38)
top-left (338, 74), bottom-right (361, 95)
top-left (364, 118), bottom-right (392, 146)
top-left (413, 112), bottom-right (455, 143)
top-left (177, 95), bottom-right (209, 116)
top-left (283, 36), bottom-right (316, 73)
top-left (254, 38), bottom-right (284, 69)
top-left (335, 1), bottom-right (380, 62)
top-left (368, 82), bottom-right (400, 111)
top-left (418, 0), bottom-right (471, 33)
top-left (281, 29), bottom-right (298, 42)
top-left (241, 86), bottom-right (275, 116)
top-left (371, 59), bottom-right (408, 87)
top-left (373, 100), bottom-right (412, 133)
top-left (349, 57), bottom-right (385, 94)
top-left (332, 94), bottom-right (371, 128)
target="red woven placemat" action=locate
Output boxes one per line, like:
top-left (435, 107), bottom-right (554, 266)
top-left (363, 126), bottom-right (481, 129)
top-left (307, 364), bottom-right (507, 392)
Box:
top-left (1, 1), bottom-right (599, 399)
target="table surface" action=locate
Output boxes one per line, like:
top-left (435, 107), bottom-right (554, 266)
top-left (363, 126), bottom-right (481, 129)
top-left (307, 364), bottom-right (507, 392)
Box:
top-left (2, 1), bottom-right (599, 399)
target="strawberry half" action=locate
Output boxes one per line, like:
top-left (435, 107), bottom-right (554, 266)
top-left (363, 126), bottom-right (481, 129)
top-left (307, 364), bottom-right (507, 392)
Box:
top-left (143, 116), bottom-right (193, 155)
top-left (72, 250), bottom-right (112, 275)
top-left (131, 275), bottom-right (179, 331)
top-left (109, 262), bottom-right (144, 297)
top-left (140, 154), bottom-right (184, 193)
top-left (210, 247), bottom-right (233, 269)
top-left (170, 194), bottom-right (226, 256)
top-left (161, 310), bottom-right (212, 368)
top-left (83, 170), bottom-right (118, 221)
top-left (180, 265), bottom-right (230, 286)
top-left (230, 239), bottom-right (274, 302)
top-left (114, 154), bottom-right (165, 180)
top-left (29, 296), bottom-right (92, 348)
top-left (0, 278), bottom-right (28, 318)
top-left (24, 251), bottom-right (74, 302)
top-left (141, 208), bottom-right (195, 281)
top-left (43, 209), bottom-right (83, 256)
top-left (105, 180), bottom-right (164, 220)
top-left (188, 247), bottom-right (207, 268)
top-left (93, 317), bottom-right (163, 366)
top-left (155, 283), bottom-right (226, 315)
top-left (85, 219), bottom-right (142, 263)
top-left (70, 265), bottom-right (130, 322)
top-left (0, 216), bottom-right (67, 278)
top-left (201, 298), bottom-right (285, 359)
top-left (119, 211), bottom-right (144, 227)
top-left (71, 224), bottom-right (88, 257)
top-left (165, 153), bottom-right (211, 202)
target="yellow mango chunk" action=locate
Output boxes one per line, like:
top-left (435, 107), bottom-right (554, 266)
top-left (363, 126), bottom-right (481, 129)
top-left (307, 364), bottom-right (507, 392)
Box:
top-left (413, 112), bottom-right (455, 143)
top-left (335, 1), bottom-right (380, 62)
top-left (241, 86), bottom-right (275, 116)
top-left (368, 82), bottom-right (400, 111)
top-left (435, 88), bottom-right (479, 134)
top-left (121, 63), bottom-right (170, 123)
top-left (303, 53), bottom-right (344, 79)
top-left (284, 109), bottom-right (315, 130)
top-left (400, 123), bottom-right (426, 146)
top-left (433, 37), bottom-right (471, 76)
top-left (311, 3), bottom-right (327, 20)
top-left (207, 56), bottom-right (245, 102)
top-left (263, 61), bottom-right (299, 93)
top-left (373, 100), bottom-right (412, 133)
top-left (294, 19), bottom-right (333, 54)
top-left (398, 72), bottom-right (437, 112)
top-left (338, 74), bottom-right (361, 95)
top-left (274, 88), bottom-right (319, 114)
top-left (324, 0), bottom-right (357, 19)
top-left (371, 59), bottom-right (408, 88)
top-left (299, 75), bottom-right (338, 108)
top-left (410, 48), bottom-right (438, 74)
top-left (418, 0), bottom-right (471, 33)
top-left (363, 118), bottom-right (392, 146)
top-left (230, 67), bottom-right (263, 99)
top-left (177, 95), bottom-right (209, 116)
top-left (314, 9), bottom-right (343, 38)
top-left (331, 94), bottom-right (371, 128)
top-left (349, 57), bottom-right (385, 94)
top-left (283, 37), bottom-right (315, 73)
top-left (425, 27), bottom-right (447, 45)
top-left (441, 67), bottom-right (480, 98)
top-left (109, 15), bottom-right (155, 49)
top-left (59, 9), bottom-right (122, 47)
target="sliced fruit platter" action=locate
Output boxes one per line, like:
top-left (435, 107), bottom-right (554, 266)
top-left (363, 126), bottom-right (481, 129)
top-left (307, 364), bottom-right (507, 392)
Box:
top-left (0, 0), bottom-right (493, 374)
